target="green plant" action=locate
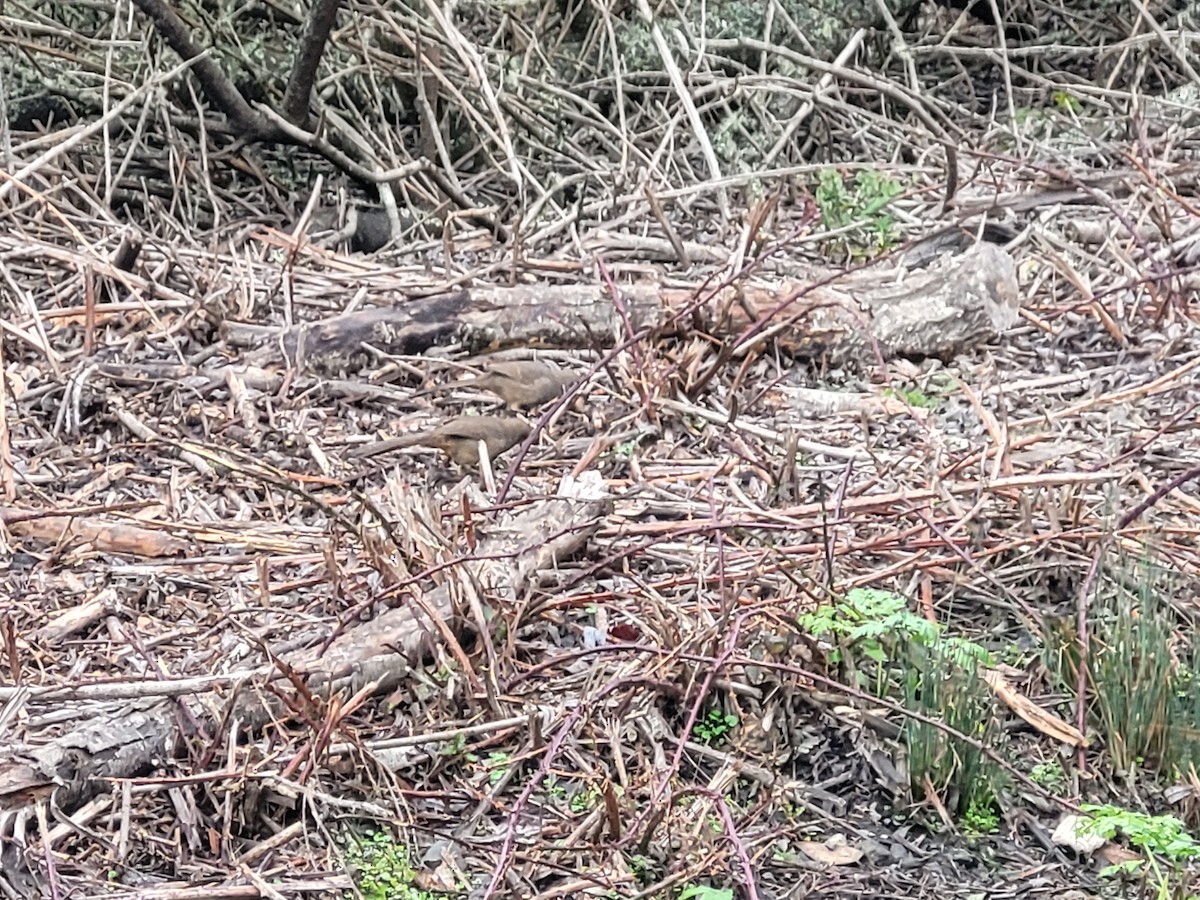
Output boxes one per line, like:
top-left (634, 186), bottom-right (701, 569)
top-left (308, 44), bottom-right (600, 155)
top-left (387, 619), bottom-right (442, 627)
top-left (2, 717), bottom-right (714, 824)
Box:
top-left (814, 168), bottom-right (903, 257)
top-left (962, 798), bottom-right (1000, 836)
top-left (1029, 760), bottom-right (1067, 791)
top-left (1043, 554), bottom-right (1183, 772)
top-left (679, 886), bottom-right (734, 900)
top-left (801, 588), bottom-right (1002, 825)
top-left (800, 588), bottom-right (937, 664)
top-left (800, 588), bottom-right (978, 695)
top-left (483, 751), bottom-right (511, 785)
top-left (628, 853), bottom-right (653, 885)
top-left (441, 732), bottom-right (467, 757)
top-left (571, 784), bottom-right (600, 814)
top-left (815, 169), bottom-right (853, 226)
top-left (903, 637), bottom-right (1008, 820)
top-left (613, 439), bottom-right (638, 459)
top-left (1078, 805), bottom-right (1200, 900)
top-left (1000, 641), bottom-right (1029, 667)
top-left (801, 589), bottom-right (993, 690)
top-left (1052, 90), bottom-right (1082, 113)
top-left (882, 386), bottom-right (932, 408)
top-left (341, 828), bottom-right (432, 900)
top-left (1171, 659), bottom-right (1200, 775)
top-left (694, 709), bottom-right (738, 745)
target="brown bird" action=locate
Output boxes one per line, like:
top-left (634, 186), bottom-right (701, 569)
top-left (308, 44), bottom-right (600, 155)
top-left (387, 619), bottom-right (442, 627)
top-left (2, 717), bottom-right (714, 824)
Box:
top-left (347, 415), bottom-right (532, 466)
top-left (439, 360), bottom-right (573, 409)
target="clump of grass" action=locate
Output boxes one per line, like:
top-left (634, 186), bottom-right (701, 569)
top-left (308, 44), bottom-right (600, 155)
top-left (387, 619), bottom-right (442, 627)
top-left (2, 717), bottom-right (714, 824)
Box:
top-left (1043, 553), bottom-right (1200, 776)
top-left (903, 637), bottom-right (1008, 820)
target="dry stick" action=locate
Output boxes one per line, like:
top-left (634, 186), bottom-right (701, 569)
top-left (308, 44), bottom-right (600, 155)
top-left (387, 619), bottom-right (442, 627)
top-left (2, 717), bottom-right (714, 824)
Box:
top-left (601, 9), bottom-right (634, 175)
top-left (597, 256), bottom-right (654, 410)
top-left (905, 504), bottom-right (1044, 624)
top-left (1129, 0), bottom-right (1200, 84)
top-left (112, 407), bottom-right (215, 480)
top-left (871, 3), bottom-right (917, 91)
top-left (499, 214), bottom-right (887, 502)
top-left (1090, 400), bottom-right (1200, 472)
top-left (518, 633), bottom-right (1083, 815)
top-left (0, 330), bottom-right (11, 502)
top-left (100, 0), bottom-right (123, 204)
top-left (255, 104), bottom-right (428, 185)
top-left (633, 0), bottom-right (730, 221)
top-left (0, 53), bottom-right (199, 206)
top-left (130, 0), bottom-right (277, 140)
top-left (1011, 353), bottom-right (1200, 430)
top-left (967, 146), bottom-right (1177, 314)
top-left (713, 36), bottom-right (960, 202)
top-left (281, 0), bottom-right (341, 125)
top-left (421, 0), bottom-right (520, 186)
top-left (643, 184), bottom-right (689, 266)
top-left (660, 397), bottom-right (864, 461)
top-left (1119, 463), bottom-right (1200, 531)
top-left (0, 674), bottom-right (249, 703)
top-left (985, 0), bottom-right (1021, 156)
top-left (764, 27), bottom-right (866, 165)
top-left (36, 799), bottom-right (61, 900)
top-left (413, 33), bottom-right (446, 168)
top-left (654, 605), bottom-right (761, 898)
top-left (0, 257), bottom-right (60, 373)
top-left (0, 54), bottom-right (8, 167)
top-left (479, 702), bottom-right (586, 900)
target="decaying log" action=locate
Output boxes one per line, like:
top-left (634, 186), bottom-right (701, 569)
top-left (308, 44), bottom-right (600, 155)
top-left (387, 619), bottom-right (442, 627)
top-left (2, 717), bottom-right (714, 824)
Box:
top-left (0, 702), bottom-right (175, 813)
top-left (220, 243), bottom-right (1018, 372)
top-left (285, 472), bottom-right (612, 681)
top-left (0, 477), bottom-right (611, 814)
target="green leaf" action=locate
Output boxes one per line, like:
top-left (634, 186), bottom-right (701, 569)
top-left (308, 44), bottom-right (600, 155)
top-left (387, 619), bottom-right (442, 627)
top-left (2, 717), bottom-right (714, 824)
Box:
top-left (863, 644), bottom-right (887, 663)
top-left (679, 887), bottom-right (735, 900)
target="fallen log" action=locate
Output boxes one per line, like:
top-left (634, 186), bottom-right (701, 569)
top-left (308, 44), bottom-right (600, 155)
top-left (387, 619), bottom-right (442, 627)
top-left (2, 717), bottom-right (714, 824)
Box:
top-left (220, 243), bottom-right (1019, 372)
top-left (0, 476), bottom-right (611, 817)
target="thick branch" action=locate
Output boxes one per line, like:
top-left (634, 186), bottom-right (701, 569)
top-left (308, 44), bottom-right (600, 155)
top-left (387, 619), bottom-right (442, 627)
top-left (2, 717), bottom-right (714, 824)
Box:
top-left (282, 0), bottom-right (343, 125)
top-left (130, 0), bottom-right (280, 142)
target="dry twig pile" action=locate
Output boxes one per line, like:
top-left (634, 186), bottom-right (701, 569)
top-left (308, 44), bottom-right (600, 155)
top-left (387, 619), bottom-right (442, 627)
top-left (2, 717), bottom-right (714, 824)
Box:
top-left (3, 0), bottom-right (1200, 897)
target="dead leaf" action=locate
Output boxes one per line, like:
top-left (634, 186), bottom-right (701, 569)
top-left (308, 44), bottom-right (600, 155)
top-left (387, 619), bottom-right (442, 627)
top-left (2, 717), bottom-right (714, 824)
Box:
top-left (983, 668), bottom-right (1088, 747)
top-left (798, 835), bottom-right (863, 867)
top-left (1094, 842), bottom-right (1144, 870)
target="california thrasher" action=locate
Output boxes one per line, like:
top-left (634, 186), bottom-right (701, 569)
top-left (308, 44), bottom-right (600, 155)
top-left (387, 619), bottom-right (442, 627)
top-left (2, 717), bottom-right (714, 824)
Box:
top-left (347, 415), bottom-right (532, 466)
top-left (438, 360), bottom-right (573, 409)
